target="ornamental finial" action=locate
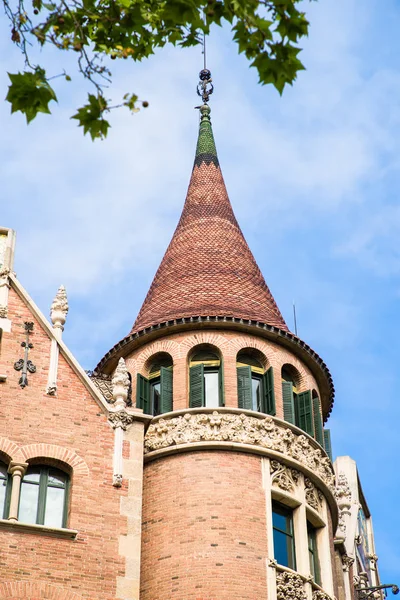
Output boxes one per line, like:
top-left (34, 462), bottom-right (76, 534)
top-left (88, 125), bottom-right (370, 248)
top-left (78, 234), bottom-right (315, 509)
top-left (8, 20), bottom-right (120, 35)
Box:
top-left (197, 68), bottom-right (213, 104)
top-left (50, 285), bottom-right (69, 333)
top-left (111, 357), bottom-right (130, 409)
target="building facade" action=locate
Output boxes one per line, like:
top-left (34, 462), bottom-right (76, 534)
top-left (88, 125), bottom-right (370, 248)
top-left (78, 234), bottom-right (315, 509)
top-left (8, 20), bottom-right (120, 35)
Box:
top-left (0, 93), bottom-right (388, 599)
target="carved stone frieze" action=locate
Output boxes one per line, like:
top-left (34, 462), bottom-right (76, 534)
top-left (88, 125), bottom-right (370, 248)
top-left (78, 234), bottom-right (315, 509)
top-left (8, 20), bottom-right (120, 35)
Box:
top-left (276, 571), bottom-right (307, 600)
top-left (108, 410), bottom-right (136, 430)
top-left (144, 411), bottom-right (336, 489)
top-left (0, 305), bottom-right (8, 318)
top-left (305, 477), bottom-right (323, 511)
top-left (313, 591), bottom-right (332, 600)
top-left (271, 460), bottom-right (300, 492)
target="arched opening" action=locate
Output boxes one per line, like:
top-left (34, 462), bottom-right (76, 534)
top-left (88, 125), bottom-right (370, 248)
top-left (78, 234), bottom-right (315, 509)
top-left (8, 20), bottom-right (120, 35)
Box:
top-left (0, 461), bottom-right (11, 519)
top-left (19, 465), bottom-right (69, 528)
top-left (236, 349), bottom-right (275, 415)
top-left (137, 352), bottom-right (173, 416)
top-left (189, 345), bottom-right (223, 408)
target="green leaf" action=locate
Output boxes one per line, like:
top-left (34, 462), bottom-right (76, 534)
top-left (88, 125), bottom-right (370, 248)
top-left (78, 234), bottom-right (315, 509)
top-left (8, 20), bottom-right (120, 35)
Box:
top-left (71, 93), bottom-right (110, 140)
top-left (6, 69), bottom-right (57, 123)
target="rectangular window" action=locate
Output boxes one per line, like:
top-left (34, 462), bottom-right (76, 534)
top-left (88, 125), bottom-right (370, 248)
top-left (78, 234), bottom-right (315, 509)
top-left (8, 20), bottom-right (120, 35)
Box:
top-left (307, 523), bottom-right (321, 585)
top-left (272, 502), bottom-right (296, 570)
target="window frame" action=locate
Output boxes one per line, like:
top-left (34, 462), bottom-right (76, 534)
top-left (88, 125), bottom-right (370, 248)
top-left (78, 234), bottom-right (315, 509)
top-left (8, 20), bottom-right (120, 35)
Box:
top-left (189, 349), bottom-right (224, 408)
top-left (307, 521), bottom-right (321, 585)
top-left (18, 466), bottom-right (70, 528)
top-left (272, 501), bottom-right (296, 571)
top-left (0, 462), bottom-right (12, 519)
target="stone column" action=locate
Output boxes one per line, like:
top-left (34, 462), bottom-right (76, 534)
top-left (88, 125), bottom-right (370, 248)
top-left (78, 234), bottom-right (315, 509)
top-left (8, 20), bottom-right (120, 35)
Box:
top-left (7, 461), bottom-right (28, 521)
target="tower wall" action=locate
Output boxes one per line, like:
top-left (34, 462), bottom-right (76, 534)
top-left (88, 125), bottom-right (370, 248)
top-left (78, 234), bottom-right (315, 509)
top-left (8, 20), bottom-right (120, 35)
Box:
top-left (125, 328), bottom-right (323, 419)
top-left (141, 451), bottom-right (268, 600)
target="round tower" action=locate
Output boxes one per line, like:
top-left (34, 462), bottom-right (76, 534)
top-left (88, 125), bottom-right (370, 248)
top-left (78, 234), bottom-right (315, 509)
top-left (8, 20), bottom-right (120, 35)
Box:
top-left (96, 85), bottom-right (337, 600)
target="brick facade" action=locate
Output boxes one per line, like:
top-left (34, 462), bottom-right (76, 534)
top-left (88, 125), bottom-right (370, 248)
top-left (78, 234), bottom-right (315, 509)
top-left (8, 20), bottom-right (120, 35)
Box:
top-left (0, 286), bottom-right (126, 600)
top-left (141, 451), bottom-right (268, 600)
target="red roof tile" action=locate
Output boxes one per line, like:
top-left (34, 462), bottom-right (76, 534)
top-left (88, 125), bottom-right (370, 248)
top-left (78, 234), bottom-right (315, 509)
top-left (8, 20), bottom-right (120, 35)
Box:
top-left (131, 105), bottom-right (288, 334)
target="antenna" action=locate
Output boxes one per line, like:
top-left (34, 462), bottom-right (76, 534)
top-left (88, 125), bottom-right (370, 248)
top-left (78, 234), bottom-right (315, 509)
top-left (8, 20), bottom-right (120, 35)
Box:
top-left (293, 302), bottom-right (298, 336)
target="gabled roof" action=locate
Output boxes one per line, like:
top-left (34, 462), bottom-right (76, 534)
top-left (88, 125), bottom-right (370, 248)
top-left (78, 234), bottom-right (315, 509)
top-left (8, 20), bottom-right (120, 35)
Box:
top-left (131, 104), bottom-right (288, 334)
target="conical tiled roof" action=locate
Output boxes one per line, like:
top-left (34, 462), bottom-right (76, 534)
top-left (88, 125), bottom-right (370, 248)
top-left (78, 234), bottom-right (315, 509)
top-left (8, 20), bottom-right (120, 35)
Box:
top-left (131, 104), bottom-right (288, 334)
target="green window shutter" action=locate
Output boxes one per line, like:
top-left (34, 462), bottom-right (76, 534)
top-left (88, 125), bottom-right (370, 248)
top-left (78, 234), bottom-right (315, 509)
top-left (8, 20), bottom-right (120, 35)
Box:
top-left (160, 367), bottom-right (173, 414)
top-left (313, 396), bottom-right (324, 446)
top-left (323, 429), bottom-right (333, 461)
top-left (189, 364), bottom-right (204, 408)
top-left (263, 367), bottom-right (276, 416)
top-left (136, 373), bottom-right (150, 414)
top-left (237, 366), bottom-right (252, 410)
top-left (296, 390), bottom-right (315, 437)
top-left (282, 381), bottom-right (295, 424)
top-left (219, 359), bottom-right (225, 407)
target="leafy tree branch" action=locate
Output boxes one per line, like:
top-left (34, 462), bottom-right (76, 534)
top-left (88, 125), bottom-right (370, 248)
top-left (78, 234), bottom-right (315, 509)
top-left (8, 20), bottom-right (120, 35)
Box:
top-left (3, 0), bottom-right (315, 139)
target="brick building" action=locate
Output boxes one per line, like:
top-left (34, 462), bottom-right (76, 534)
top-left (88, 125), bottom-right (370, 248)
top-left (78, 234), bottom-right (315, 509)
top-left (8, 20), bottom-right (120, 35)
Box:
top-left (0, 95), bottom-right (388, 599)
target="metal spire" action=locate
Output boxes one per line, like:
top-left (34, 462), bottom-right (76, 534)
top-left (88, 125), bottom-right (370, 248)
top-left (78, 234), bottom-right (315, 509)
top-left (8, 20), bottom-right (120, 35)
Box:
top-left (196, 17), bottom-right (213, 104)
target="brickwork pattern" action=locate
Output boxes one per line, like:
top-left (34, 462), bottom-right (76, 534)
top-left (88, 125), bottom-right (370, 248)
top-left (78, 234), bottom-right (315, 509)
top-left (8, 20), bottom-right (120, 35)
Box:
top-left (131, 116), bottom-right (288, 334)
top-left (140, 451), bottom-right (268, 600)
top-left (0, 287), bottom-right (128, 600)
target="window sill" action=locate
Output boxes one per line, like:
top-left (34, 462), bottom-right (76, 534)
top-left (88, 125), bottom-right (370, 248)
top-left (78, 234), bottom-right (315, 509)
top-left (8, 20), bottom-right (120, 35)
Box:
top-left (0, 519), bottom-right (78, 539)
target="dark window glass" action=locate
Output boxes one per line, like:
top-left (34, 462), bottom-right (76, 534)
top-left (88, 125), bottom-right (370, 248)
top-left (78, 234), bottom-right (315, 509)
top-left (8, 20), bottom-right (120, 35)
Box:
top-left (272, 502), bottom-right (296, 570)
top-left (308, 523), bottom-right (321, 585)
top-left (0, 463), bottom-right (11, 519)
top-left (19, 467), bottom-right (69, 528)
top-left (150, 378), bottom-right (161, 416)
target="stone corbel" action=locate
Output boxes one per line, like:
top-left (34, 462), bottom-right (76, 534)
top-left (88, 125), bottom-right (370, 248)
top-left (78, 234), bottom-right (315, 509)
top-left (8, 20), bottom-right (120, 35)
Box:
top-left (46, 286), bottom-right (68, 395)
top-left (109, 358), bottom-right (131, 487)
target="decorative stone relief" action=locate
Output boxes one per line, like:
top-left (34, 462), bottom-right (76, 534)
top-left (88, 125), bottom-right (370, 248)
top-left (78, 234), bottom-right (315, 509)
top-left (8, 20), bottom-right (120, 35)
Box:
top-left (276, 570), bottom-right (307, 600)
top-left (0, 305), bottom-right (8, 318)
top-left (270, 460), bottom-right (300, 492)
top-left (113, 473), bottom-right (123, 488)
top-left (89, 373), bottom-right (113, 403)
top-left (0, 267), bottom-right (11, 279)
top-left (367, 553), bottom-right (378, 569)
top-left (50, 285), bottom-right (69, 333)
top-left (144, 411), bottom-right (336, 489)
top-left (108, 410), bottom-right (136, 431)
top-left (334, 473), bottom-right (352, 537)
top-left (342, 554), bottom-right (355, 572)
top-left (312, 590), bottom-right (332, 600)
top-left (111, 358), bottom-right (130, 410)
top-left (305, 477), bottom-right (323, 511)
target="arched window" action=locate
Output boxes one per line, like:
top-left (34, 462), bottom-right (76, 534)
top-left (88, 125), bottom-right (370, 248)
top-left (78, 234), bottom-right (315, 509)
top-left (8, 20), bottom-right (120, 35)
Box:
top-left (19, 466), bottom-right (69, 528)
top-left (136, 353), bottom-right (173, 416)
top-left (189, 347), bottom-right (223, 408)
top-left (236, 350), bottom-right (275, 415)
top-left (0, 462), bottom-right (11, 519)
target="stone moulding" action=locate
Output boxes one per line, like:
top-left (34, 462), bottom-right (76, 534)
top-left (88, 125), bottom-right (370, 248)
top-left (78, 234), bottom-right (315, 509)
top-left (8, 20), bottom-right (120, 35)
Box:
top-left (144, 409), bottom-right (335, 491)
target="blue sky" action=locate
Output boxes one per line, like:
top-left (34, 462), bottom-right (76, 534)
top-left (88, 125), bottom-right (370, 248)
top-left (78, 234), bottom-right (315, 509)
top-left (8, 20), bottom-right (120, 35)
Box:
top-left (1, 0), bottom-right (400, 586)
